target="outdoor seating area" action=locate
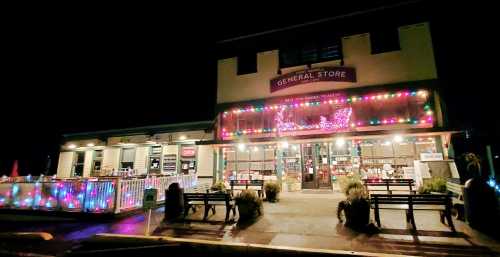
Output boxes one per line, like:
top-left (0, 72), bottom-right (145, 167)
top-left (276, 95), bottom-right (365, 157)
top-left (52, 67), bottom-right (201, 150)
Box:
top-left (370, 193), bottom-right (456, 232)
top-left (155, 190), bottom-right (499, 256)
top-left (183, 192), bottom-right (236, 222)
top-left (361, 178), bottom-right (455, 232)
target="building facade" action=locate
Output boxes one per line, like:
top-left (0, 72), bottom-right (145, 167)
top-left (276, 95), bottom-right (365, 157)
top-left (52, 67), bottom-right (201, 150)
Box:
top-left (56, 122), bottom-right (215, 181)
top-left (56, 21), bottom-right (458, 191)
top-left (208, 22), bottom-right (457, 190)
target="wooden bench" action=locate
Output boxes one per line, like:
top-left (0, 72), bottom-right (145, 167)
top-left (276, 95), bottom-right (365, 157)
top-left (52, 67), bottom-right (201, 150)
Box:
top-left (230, 180), bottom-right (264, 198)
top-left (446, 178), bottom-right (465, 220)
top-left (363, 179), bottom-right (416, 195)
top-left (183, 192), bottom-right (236, 222)
top-left (370, 194), bottom-right (456, 232)
top-left (184, 183), bottom-right (211, 193)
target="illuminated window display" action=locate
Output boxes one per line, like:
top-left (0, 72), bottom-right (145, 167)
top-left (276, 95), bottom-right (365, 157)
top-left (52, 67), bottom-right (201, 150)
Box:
top-left (220, 88), bottom-right (432, 140)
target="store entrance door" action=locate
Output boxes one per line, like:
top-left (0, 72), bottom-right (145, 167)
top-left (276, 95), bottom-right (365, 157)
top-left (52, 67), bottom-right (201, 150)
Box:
top-left (301, 143), bottom-right (331, 189)
top-left (316, 143), bottom-right (332, 188)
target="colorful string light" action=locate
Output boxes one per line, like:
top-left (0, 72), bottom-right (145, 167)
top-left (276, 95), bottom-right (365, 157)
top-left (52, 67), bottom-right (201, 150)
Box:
top-left (221, 88), bottom-right (432, 139)
top-left (222, 89), bottom-right (429, 116)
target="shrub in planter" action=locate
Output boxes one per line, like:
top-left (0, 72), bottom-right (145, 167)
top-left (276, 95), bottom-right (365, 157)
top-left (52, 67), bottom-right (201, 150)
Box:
top-left (418, 177), bottom-right (447, 194)
top-left (210, 181), bottom-right (226, 193)
top-left (235, 190), bottom-right (262, 221)
top-left (264, 181), bottom-right (280, 202)
top-left (337, 187), bottom-right (373, 232)
top-left (338, 174), bottom-right (363, 196)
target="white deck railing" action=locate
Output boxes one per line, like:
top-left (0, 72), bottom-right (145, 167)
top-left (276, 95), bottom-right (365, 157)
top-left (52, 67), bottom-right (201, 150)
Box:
top-left (0, 174), bottom-right (197, 214)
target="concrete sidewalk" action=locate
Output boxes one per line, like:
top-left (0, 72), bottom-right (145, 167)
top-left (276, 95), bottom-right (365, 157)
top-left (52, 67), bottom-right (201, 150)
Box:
top-left (153, 191), bottom-right (500, 257)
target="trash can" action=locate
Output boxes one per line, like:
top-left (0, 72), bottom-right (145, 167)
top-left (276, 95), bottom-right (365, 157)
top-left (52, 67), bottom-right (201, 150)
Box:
top-left (165, 182), bottom-right (184, 221)
top-left (464, 177), bottom-right (497, 231)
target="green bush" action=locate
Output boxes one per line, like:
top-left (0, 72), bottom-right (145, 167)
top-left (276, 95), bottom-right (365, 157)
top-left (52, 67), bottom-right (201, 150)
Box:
top-left (431, 177), bottom-right (447, 193)
top-left (418, 177), bottom-right (447, 194)
top-left (338, 174), bottom-right (363, 196)
top-left (264, 181), bottom-right (281, 202)
top-left (235, 190), bottom-right (263, 220)
top-left (210, 181), bottom-right (226, 192)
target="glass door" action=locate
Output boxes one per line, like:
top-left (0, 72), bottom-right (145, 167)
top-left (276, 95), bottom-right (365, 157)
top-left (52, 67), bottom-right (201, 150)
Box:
top-left (301, 144), bottom-right (316, 189)
top-left (316, 143), bottom-right (331, 188)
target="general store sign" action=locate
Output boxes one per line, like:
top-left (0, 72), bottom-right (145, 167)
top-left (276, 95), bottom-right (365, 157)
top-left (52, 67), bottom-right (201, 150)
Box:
top-left (270, 66), bottom-right (356, 93)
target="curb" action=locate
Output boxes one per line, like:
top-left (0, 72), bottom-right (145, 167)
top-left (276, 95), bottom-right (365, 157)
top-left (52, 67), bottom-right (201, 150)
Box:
top-left (78, 233), bottom-right (417, 257)
top-left (0, 232), bottom-right (53, 242)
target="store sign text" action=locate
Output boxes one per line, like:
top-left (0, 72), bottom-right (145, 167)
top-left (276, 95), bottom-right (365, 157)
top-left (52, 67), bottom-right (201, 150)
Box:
top-left (270, 67), bottom-right (356, 93)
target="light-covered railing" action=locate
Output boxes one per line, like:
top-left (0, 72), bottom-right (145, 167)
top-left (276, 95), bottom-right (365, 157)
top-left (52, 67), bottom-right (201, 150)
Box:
top-left (114, 174), bottom-right (197, 213)
top-left (0, 174), bottom-right (197, 214)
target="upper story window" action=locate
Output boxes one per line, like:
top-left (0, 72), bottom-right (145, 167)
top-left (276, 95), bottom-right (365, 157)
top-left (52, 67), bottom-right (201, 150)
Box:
top-left (237, 53), bottom-right (257, 75)
top-left (279, 38), bottom-right (342, 69)
top-left (370, 28), bottom-right (401, 54)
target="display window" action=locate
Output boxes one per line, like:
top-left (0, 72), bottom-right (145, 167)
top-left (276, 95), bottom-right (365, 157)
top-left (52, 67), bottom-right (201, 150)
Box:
top-left (223, 144), bottom-right (277, 181)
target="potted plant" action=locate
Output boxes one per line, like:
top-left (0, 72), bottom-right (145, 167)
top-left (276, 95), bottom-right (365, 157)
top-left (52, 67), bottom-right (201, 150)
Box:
top-left (337, 185), bottom-right (371, 231)
top-left (264, 181), bottom-right (281, 202)
top-left (418, 177), bottom-right (447, 194)
top-left (210, 181), bottom-right (226, 193)
top-left (235, 190), bottom-right (262, 221)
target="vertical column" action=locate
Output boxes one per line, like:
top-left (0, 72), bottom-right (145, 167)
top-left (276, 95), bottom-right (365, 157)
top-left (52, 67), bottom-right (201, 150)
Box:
top-left (276, 147), bottom-right (284, 183)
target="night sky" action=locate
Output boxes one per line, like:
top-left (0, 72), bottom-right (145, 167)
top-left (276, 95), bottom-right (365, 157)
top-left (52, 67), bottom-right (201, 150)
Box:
top-left (1, 1), bottom-right (498, 175)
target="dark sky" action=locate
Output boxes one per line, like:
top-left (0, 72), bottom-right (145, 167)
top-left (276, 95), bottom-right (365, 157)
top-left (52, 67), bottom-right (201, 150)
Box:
top-left (1, 1), bottom-right (498, 175)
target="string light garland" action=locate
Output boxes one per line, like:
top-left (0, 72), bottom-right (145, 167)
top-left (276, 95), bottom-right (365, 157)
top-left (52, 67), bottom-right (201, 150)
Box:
top-left (222, 89), bottom-right (429, 117)
top-left (221, 89), bottom-right (432, 139)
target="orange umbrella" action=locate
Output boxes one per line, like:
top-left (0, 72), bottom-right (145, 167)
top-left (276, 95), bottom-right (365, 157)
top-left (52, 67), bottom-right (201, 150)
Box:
top-left (10, 160), bottom-right (19, 177)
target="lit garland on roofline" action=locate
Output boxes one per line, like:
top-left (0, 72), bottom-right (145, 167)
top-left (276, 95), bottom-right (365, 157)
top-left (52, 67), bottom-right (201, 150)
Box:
top-left (220, 88), bottom-right (433, 139)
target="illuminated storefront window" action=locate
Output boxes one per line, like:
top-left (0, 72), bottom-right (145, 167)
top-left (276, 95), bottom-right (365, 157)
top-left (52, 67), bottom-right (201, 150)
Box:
top-left (220, 88), bottom-right (432, 140)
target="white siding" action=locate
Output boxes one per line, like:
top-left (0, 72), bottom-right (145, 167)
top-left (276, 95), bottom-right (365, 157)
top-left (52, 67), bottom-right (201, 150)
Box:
top-left (196, 145), bottom-right (214, 177)
top-left (103, 148), bottom-right (120, 171)
top-left (134, 146), bottom-right (148, 175)
top-left (57, 152), bottom-right (75, 178)
top-left (83, 150), bottom-right (93, 177)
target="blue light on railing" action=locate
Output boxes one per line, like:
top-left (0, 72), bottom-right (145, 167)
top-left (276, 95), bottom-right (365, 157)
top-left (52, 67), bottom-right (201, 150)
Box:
top-left (12, 184), bottom-right (19, 195)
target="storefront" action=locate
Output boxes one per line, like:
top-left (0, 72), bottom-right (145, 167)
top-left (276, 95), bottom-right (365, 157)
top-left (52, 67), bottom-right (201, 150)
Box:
top-left (210, 22), bottom-right (458, 190)
top-left (209, 84), bottom-right (453, 190)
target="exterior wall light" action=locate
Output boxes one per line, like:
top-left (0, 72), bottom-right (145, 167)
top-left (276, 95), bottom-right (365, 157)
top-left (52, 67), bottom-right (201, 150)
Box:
top-left (393, 135), bottom-right (403, 143)
top-left (335, 138), bottom-right (346, 148)
top-left (237, 143), bottom-right (246, 152)
top-left (68, 144), bottom-right (77, 149)
top-left (179, 135), bottom-right (187, 140)
top-left (86, 143), bottom-right (95, 147)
